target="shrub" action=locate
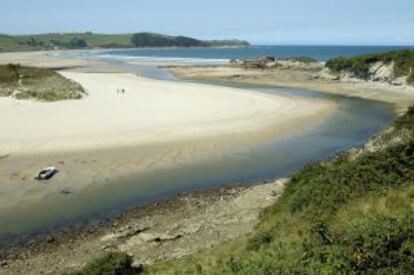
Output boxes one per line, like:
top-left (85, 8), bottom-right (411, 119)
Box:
top-left (326, 50), bottom-right (414, 83)
top-left (147, 106), bottom-right (414, 274)
top-left (70, 252), bottom-right (141, 275)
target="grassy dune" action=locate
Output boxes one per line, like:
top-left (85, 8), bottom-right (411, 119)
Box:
top-left (0, 64), bottom-right (85, 101)
top-left (326, 50), bottom-right (414, 85)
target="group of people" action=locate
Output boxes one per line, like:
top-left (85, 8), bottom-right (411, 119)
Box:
top-left (116, 88), bottom-right (126, 95)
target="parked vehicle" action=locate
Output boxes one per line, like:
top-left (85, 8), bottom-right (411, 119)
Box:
top-left (36, 167), bottom-right (58, 180)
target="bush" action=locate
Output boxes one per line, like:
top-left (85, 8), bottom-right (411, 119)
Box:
top-left (326, 50), bottom-right (414, 82)
top-left (285, 56), bottom-right (318, 63)
top-left (70, 252), bottom-right (141, 275)
top-left (147, 106), bottom-right (414, 274)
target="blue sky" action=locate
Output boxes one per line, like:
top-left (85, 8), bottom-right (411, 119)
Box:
top-left (1, 0), bottom-right (413, 45)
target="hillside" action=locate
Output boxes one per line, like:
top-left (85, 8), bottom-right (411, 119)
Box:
top-left (325, 50), bottom-right (414, 86)
top-left (0, 64), bottom-right (85, 101)
top-left (143, 107), bottom-right (414, 274)
top-left (0, 32), bottom-right (249, 52)
top-left (67, 106), bottom-right (414, 273)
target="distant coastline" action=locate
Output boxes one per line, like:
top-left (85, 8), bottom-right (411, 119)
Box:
top-left (0, 32), bottom-right (250, 53)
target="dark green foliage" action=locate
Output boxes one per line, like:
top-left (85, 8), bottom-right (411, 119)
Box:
top-left (326, 50), bottom-right (414, 83)
top-left (203, 39), bottom-right (250, 47)
top-left (284, 56), bottom-right (318, 63)
top-left (68, 38), bottom-right (88, 48)
top-left (131, 32), bottom-right (205, 47)
top-left (283, 138), bottom-right (414, 217)
top-left (302, 213), bottom-right (414, 274)
top-left (394, 105), bottom-right (414, 130)
top-left (246, 231), bottom-right (273, 251)
top-left (69, 252), bottom-right (141, 275)
top-left (50, 37), bottom-right (88, 48)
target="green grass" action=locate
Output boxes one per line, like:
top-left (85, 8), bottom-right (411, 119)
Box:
top-left (142, 106), bottom-right (414, 274)
top-left (0, 32), bottom-right (249, 52)
top-left (326, 50), bottom-right (414, 83)
top-left (0, 64), bottom-right (85, 101)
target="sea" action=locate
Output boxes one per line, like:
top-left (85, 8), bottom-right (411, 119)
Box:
top-left (54, 45), bottom-right (414, 64)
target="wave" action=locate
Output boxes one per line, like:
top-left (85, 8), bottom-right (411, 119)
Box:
top-left (50, 50), bottom-right (229, 64)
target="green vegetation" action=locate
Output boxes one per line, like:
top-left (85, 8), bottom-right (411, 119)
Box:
top-left (203, 39), bottom-right (250, 47)
top-left (326, 50), bottom-right (414, 82)
top-left (0, 64), bottom-right (85, 101)
top-left (131, 33), bottom-right (205, 47)
top-left (142, 106), bottom-right (414, 274)
top-left (67, 252), bottom-right (141, 275)
top-left (0, 32), bottom-right (249, 52)
top-left (283, 56), bottom-right (318, 63)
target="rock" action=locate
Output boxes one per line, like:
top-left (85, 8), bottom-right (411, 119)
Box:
top-left (45, 236), bottom-right (55, 243)
top-left (101, 225), bottom-right (148, 242)
top-left (319, 68), bottom-right (340, 80)
top-left (131, 261), bottom-right (144, 271)
top-left (0, 260), bottom-right (8, 267)
top-left (369, 61), bottom-right (394, 82)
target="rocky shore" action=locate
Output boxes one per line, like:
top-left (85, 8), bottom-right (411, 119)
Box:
top-left (0, 179), bottom-right (285, 275)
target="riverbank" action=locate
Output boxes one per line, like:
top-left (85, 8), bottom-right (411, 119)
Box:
top-left (164, 64), bottom-right (414, 114)
top-left (0, 179), bottom-right (285, 274)
top-left (0, 54), bottom-right (335, 220)
top-left (0, 51), bottom-right (404, 274)
top-left (0, 51), bottom-right (335, 250)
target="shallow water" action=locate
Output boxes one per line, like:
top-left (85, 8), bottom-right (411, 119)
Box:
top-left (0, 54), bottom-right (395, 248)
top-left (54, 45), bottom-right (414, 63)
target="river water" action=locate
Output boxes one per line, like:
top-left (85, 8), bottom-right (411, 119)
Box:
top-left (0, 49), bottom-right (395, 247)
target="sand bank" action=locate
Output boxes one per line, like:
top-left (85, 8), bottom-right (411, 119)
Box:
top-left (165, 65), bottom-right (414, 114)
top-left (0, 53), bottom-right (335, 215)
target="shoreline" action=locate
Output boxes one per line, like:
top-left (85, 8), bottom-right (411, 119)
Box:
top-left (0, 65), bottom-right (335, 217)
top-left (0, 51), bottom-right (407, 273)
top-left (163, 64), bottom-right (414, 115)
top-left (0, 179), bottom-right (286, 274)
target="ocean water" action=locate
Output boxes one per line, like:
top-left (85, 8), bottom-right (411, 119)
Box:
top-left (56, 45), bottom-right (414, 63)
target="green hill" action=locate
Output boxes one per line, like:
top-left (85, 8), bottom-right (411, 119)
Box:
top-left (0, 32), bottom-right (249, 52)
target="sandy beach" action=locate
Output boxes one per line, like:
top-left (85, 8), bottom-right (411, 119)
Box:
top-left (0, 52), bottom-right (335, 217)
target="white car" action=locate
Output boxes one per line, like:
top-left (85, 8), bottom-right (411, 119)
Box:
top-left (36, 167), bottom-right (58, 180)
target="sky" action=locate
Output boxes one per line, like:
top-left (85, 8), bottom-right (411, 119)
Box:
top-left (1, 0), bottom-right (413, 45)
